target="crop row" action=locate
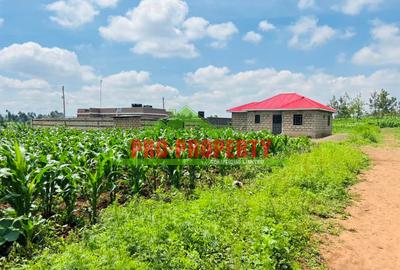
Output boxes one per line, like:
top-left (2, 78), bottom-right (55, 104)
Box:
top-left (0, 125), bottom-right (310, 254)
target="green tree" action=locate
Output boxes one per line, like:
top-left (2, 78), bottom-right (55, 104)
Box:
top-left (329, 93), bottom-right (352, 118)
top-left (349, 94), bottom-right (365, 119)
top-left (369, 89), bottom-right (398, 117)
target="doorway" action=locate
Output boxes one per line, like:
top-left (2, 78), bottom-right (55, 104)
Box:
top-left (272, 114), bottom-right (282, 134)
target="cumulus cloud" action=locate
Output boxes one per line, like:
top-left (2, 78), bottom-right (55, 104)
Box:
top-left (288, 16), bottom-right (336, 50)
top-left (1, 58), bottom-right (400, 116)
top-left (46, 0), bottom-right (119, 28)
top-left (206, 22), bottom-right (238, 48)
top-left (242, 31), bottom-right (263, 44)
top-left (333, 0), bottom-right (382, 15)
top-left (0, 75), bottom-right (60, 114)
top-left (298, 0), bottom-right (315, 9)
top-left (0, 42), bottom-right (180, 115)
top-left (69, 71), bottom-right (180, 111)
top-left (0, 42), bottom-right (97, 83)
top-left (1, 40), bottom-right (399, 117)
top-left (185, 65), bottom-right (400, 116)
top-left (99, 0), bottom-right (238, 58)
top-left (352, 21), bottom-right (400, 66)
top-left (259, 20), bottom-right (275, 32)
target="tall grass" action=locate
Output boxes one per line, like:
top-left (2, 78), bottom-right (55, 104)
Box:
top-left (348, 125), bottom-right (381, 145)
top-left (22, 143), bottom-right (367, 270)
top-left (334, 116), bottom-right (400, 134)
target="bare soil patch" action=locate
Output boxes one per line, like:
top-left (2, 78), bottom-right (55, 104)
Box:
top-left (321, 130), bottom-right (400, 269)
top-left (311, 133), bottom-right (348, 143)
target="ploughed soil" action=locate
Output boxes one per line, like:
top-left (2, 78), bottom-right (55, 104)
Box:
top-left (321, 130), bottom-right (400, 269)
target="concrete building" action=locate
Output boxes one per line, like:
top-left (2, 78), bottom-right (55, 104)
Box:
top-left (77, 105), bottom-right (168, 120)
top-left (32, 104), bottom-right (169, 129)
top-left (227, 93), bottom-right (335, 138)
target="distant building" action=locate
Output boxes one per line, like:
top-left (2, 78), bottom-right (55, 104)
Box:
top-left (227, 93), bottom-right (335, 138)
top-left (195, 111), bottom-right (232, 128)
top-left (32, 104), bottom-right (169, 129)
top-left (32, 103), bottom-right (233, 130)
top-left (77, 104), bottom-right (168, 120)
top-left (205, 117), bottom-right (232, 128)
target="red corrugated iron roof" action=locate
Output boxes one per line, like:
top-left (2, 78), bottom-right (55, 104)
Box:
top-left (227, 93), bottom-right (336, 112)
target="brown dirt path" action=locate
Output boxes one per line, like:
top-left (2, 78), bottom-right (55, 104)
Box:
top-left (321, 129), bottom-right (400, 270)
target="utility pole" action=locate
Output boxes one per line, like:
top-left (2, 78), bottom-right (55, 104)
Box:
top-left (99, 79), bottom-right (103, 108)
top-left (62, 85), bottom-right (66, 118)
top-left (162, 97), bottom-right (165, 110)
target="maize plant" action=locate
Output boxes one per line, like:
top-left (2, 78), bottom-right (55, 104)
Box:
top-left (0, 125), bottom-right (311, 241)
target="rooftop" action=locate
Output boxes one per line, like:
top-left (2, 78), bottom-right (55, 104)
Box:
top-left (227, 93), bottom-right (336, 113)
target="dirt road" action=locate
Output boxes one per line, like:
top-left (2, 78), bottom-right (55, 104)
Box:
top-left (322, 130), bottom-right (400, 270)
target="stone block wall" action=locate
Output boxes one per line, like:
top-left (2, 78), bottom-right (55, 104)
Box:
top-left (114, 117), bottom-right (142, 129)
top-left (232, 112), bottom-right (247, 131)
top-left (231, 110), bottom-right (333, 138)
top-left (312, 111), bottom-right (333, 138)
top-left (246, 111), bottom-right (273, 131)
top-left (32, 118), bottom-right (115, 129)
top-left (282, 111), bottom-right (316, 137)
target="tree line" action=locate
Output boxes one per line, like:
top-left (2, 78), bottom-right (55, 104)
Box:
top-left (0, 110), bottom-right (64, 123)
top-left (328, 89), bottom-right (399, 118)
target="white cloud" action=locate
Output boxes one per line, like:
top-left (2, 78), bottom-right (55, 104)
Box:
top-left (0, 18), bottom-right (4, 27)
top-left (70, 71), bottom-right (180, 110)
top-left (242, 31), bottom-right (263, 44)
top-left (352, 21), bottom-right (400, 66)
top-left (288, 16), bottom-right (336, 50)
top-left (184, 65), bottom-right (400, 116)
top-left (340, 28), bottom-right (356, 39)
top-left (0, 42), bottom-right (97, 83)
top-left (95, 0), bottom-right (118, 8)
top-left (207, 22), bottom-right (238, 48)
top-left (334, 0), bottom-right (382, 15)
top-left (46, 0), bottom-right (119, 28)
top-left (259, 20), bottom-right (276, 32)
top-left (0, 75), bottom-right (50, 91)
top-left (99, 0), bottom-right (238, 58)
top-left (298, 0), bottom-right (315, 9)
top-left (0, 42), bottom-right (180, 115)
top-left (1, 53), bottom-right (400, 117)
top-left (183, 17), bottom-right (209, 40)
top-left (0, 75), bottom-right (60, 114)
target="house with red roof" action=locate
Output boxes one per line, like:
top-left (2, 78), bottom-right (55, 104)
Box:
top-left (227, 93), bottom-right (336, 138)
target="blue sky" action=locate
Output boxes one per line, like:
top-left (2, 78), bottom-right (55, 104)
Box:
top-left (0, 0), bottom-right (399, 116)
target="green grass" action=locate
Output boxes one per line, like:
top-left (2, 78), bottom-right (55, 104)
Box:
top-left (333, 116), bottom-right (400, 134)
top-left (21, 143), bottom-right (367, 270)
top-left (348, 125), bottom-right (381, 145)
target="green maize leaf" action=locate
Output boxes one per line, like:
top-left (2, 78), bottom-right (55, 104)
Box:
top-left (4, 229), bottom-right (21, 242)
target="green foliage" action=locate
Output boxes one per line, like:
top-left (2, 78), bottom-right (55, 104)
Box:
top-left (349, 125), bottom-right (380, 144)
top-left (333, 116), bottom-right (400, 134)
top-left (369, 89), bottom-right (398, 117)
top-left (0, 125), bottom-right (310, 256)
top-left (329, 92), bottom-right (365, 119)
top-left (22, 143), bottom-right (367, 270)
top-left (0, 110), bottom-right (64, 124)
top-left (0, 218), bottom-right (23, 247)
